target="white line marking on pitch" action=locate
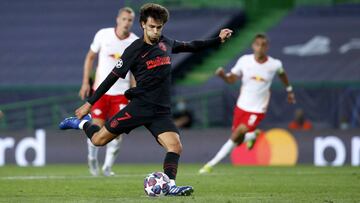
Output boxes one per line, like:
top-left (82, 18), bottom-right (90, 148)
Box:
top-left (1, 171), bottom-right (357, 180)
top-left (0, 173), bottom-right (209, 180)
top-left (0, 174), bottom-right (142, 180)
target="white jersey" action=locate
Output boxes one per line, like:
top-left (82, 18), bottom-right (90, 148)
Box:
top-left (231, 54), bottom-right (283, 113)
top-left (90, 28), bottom-right (138, 95)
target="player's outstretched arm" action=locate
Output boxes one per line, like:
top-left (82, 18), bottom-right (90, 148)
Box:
top-left (172, 28), bottom-right (233, 53)
top-left (218, 28), bottom-right (233, 43)
top-left (278, 72), bottom-right (296, 104)
top-left (215, 67), bottom-right (238, 84)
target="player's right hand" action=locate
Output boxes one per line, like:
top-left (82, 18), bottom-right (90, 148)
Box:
top-left (75, 102), bottom-right (92, 119)
top-left (79, 83), bottom-right (91, 100)
top-left (215, 67), bottom-right (225, 77)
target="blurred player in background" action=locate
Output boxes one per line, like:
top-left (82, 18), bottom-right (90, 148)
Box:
top-left (60, 3), bottom-right (232, 196)
top-left (79, 7), bottom-right (138, 176)
top-left (0, 110), bottom-right (4, 120)
top-left (199, 33), bottom-right (296, 174)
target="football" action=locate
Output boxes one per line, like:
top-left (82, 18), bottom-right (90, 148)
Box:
top-left (144, 172), bottom-right (171, 197)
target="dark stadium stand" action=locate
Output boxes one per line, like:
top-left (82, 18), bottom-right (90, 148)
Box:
top-left (225, 4), bottom-right (360, 83)
top-left (266, 4), bottom-right (360, 83)
top-left (0, 0), bottom-right (243, 86)
top-left (176, 4), bottom-right (360, 129)
top-left (0, 1), bottom-right (359, 130)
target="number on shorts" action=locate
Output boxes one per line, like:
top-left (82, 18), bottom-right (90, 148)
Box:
top-left (119, 104), bottom-right (126, 111)
top-left (248, 114), bottom-right (257, 126)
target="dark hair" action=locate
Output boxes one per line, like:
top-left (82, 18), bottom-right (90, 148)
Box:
top-left (253, 33), bottom-right (268, 42)
top-left (139, 3), bottom-right (169, 25)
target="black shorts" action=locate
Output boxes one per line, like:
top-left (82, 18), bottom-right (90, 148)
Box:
top-left (104, 99), bottom-right (179, 138)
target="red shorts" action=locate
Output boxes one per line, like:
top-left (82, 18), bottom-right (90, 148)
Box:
top-left (91, 94), bottom-right (128, 121)
top-left (232, 106), bottom-right (265, 132)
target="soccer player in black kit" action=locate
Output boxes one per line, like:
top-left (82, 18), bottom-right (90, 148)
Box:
top-left (60, 3), bottom-right (232, 196)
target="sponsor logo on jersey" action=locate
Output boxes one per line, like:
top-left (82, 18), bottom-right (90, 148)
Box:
top-left (251, 76), bottom-right (267, 82)
top-left (146, 56), bottom-right (171, 70)
top-left (115, 59), bottom-right (123, 68)
top-left (109, 53), bottom-right (122, 59)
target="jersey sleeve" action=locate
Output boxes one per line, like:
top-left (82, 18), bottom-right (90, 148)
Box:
top-left (171, 37), bottom-right (221, 53)
top-left (90, 29), bottom-right (102, 53)
top-left (276, 59), bottom-right (284, 74)
top-left (112, 45), bottom-right (136, 78)
top-left (230, 56), bottom-right (245, 76)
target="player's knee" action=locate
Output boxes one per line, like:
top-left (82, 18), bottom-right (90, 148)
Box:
top-left (231, 134), bottom-right (244, 144)
top-left (91, 136), bottom-right (106, 146)
top-left (231, 127), bottom-right (247, 144)
top-left (167, 142), bottom-right (182, 154)
top-left (234, 125), bottom-right (248, 136)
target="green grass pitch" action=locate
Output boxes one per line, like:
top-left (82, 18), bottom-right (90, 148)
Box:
top-left (0, 164), bottom-right (359, 202)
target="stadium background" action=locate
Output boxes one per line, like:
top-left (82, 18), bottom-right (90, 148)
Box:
top-left (0, 0), bottom-right (359, 167)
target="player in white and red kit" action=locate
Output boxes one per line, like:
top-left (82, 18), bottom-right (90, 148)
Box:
top-left (199, 33), bottom-right (296, 174)
top-left (79, 7), bottom-right (138, 176)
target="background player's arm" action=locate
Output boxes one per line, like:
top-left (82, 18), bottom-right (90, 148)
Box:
top-left (172, 29), bottom-right (233, 53)
top-left (79, 50), bottom-right (97, 100)
top-left (215, 67), bottom-right (238, 84)
top-left (278, 70), bottom-right (296, 104)
top-left (76, 72), bottom-right (119, 119)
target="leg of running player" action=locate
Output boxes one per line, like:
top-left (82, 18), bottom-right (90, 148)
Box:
top-left (199, 124), bottom-right (248, 174)
top-left (244, 129), bottom-right (261, 150)
top-left (102, 135), bottom-right (123, 176)
top-left (157, 132), bottom-right (193, 196)
top-left (87, 118), bottom-right (105, 176)
top-left (102, 102), bottom-right (127, 176)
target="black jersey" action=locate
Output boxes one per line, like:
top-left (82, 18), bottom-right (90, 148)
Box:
top-left (88, 35), bottom-right (221, 108)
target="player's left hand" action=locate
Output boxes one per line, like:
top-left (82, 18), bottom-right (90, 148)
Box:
top-left (75, 102), bottom-right (92, 119)
top-left (287, 92), bottom-right (296, 104)
top-left (219, 28), bottom-right (233, 43)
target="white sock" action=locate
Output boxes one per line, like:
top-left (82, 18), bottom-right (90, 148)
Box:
top-left (207, 139), bottom-right (236, 167)
top-left (79, 120), bottom-right (88, 130)
top-left (102, 135), bottom-right (123, 170)
top-left (87, 138), bottom-right (98, 160)
top-left (169, 179), bottom-right (176, 187)
top-left (243, 131), bottom-right (256, 142)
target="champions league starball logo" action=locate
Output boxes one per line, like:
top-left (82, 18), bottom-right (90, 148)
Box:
top-left (115, 59), bottom-right (123, 68)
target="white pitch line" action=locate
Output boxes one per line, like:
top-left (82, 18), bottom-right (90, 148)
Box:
top-left (1, 171), bottom-right (357, 180)
top-left (0, 173), bottom-right (207, 180)
top-left (0, 174), bottom-right (143, 180)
